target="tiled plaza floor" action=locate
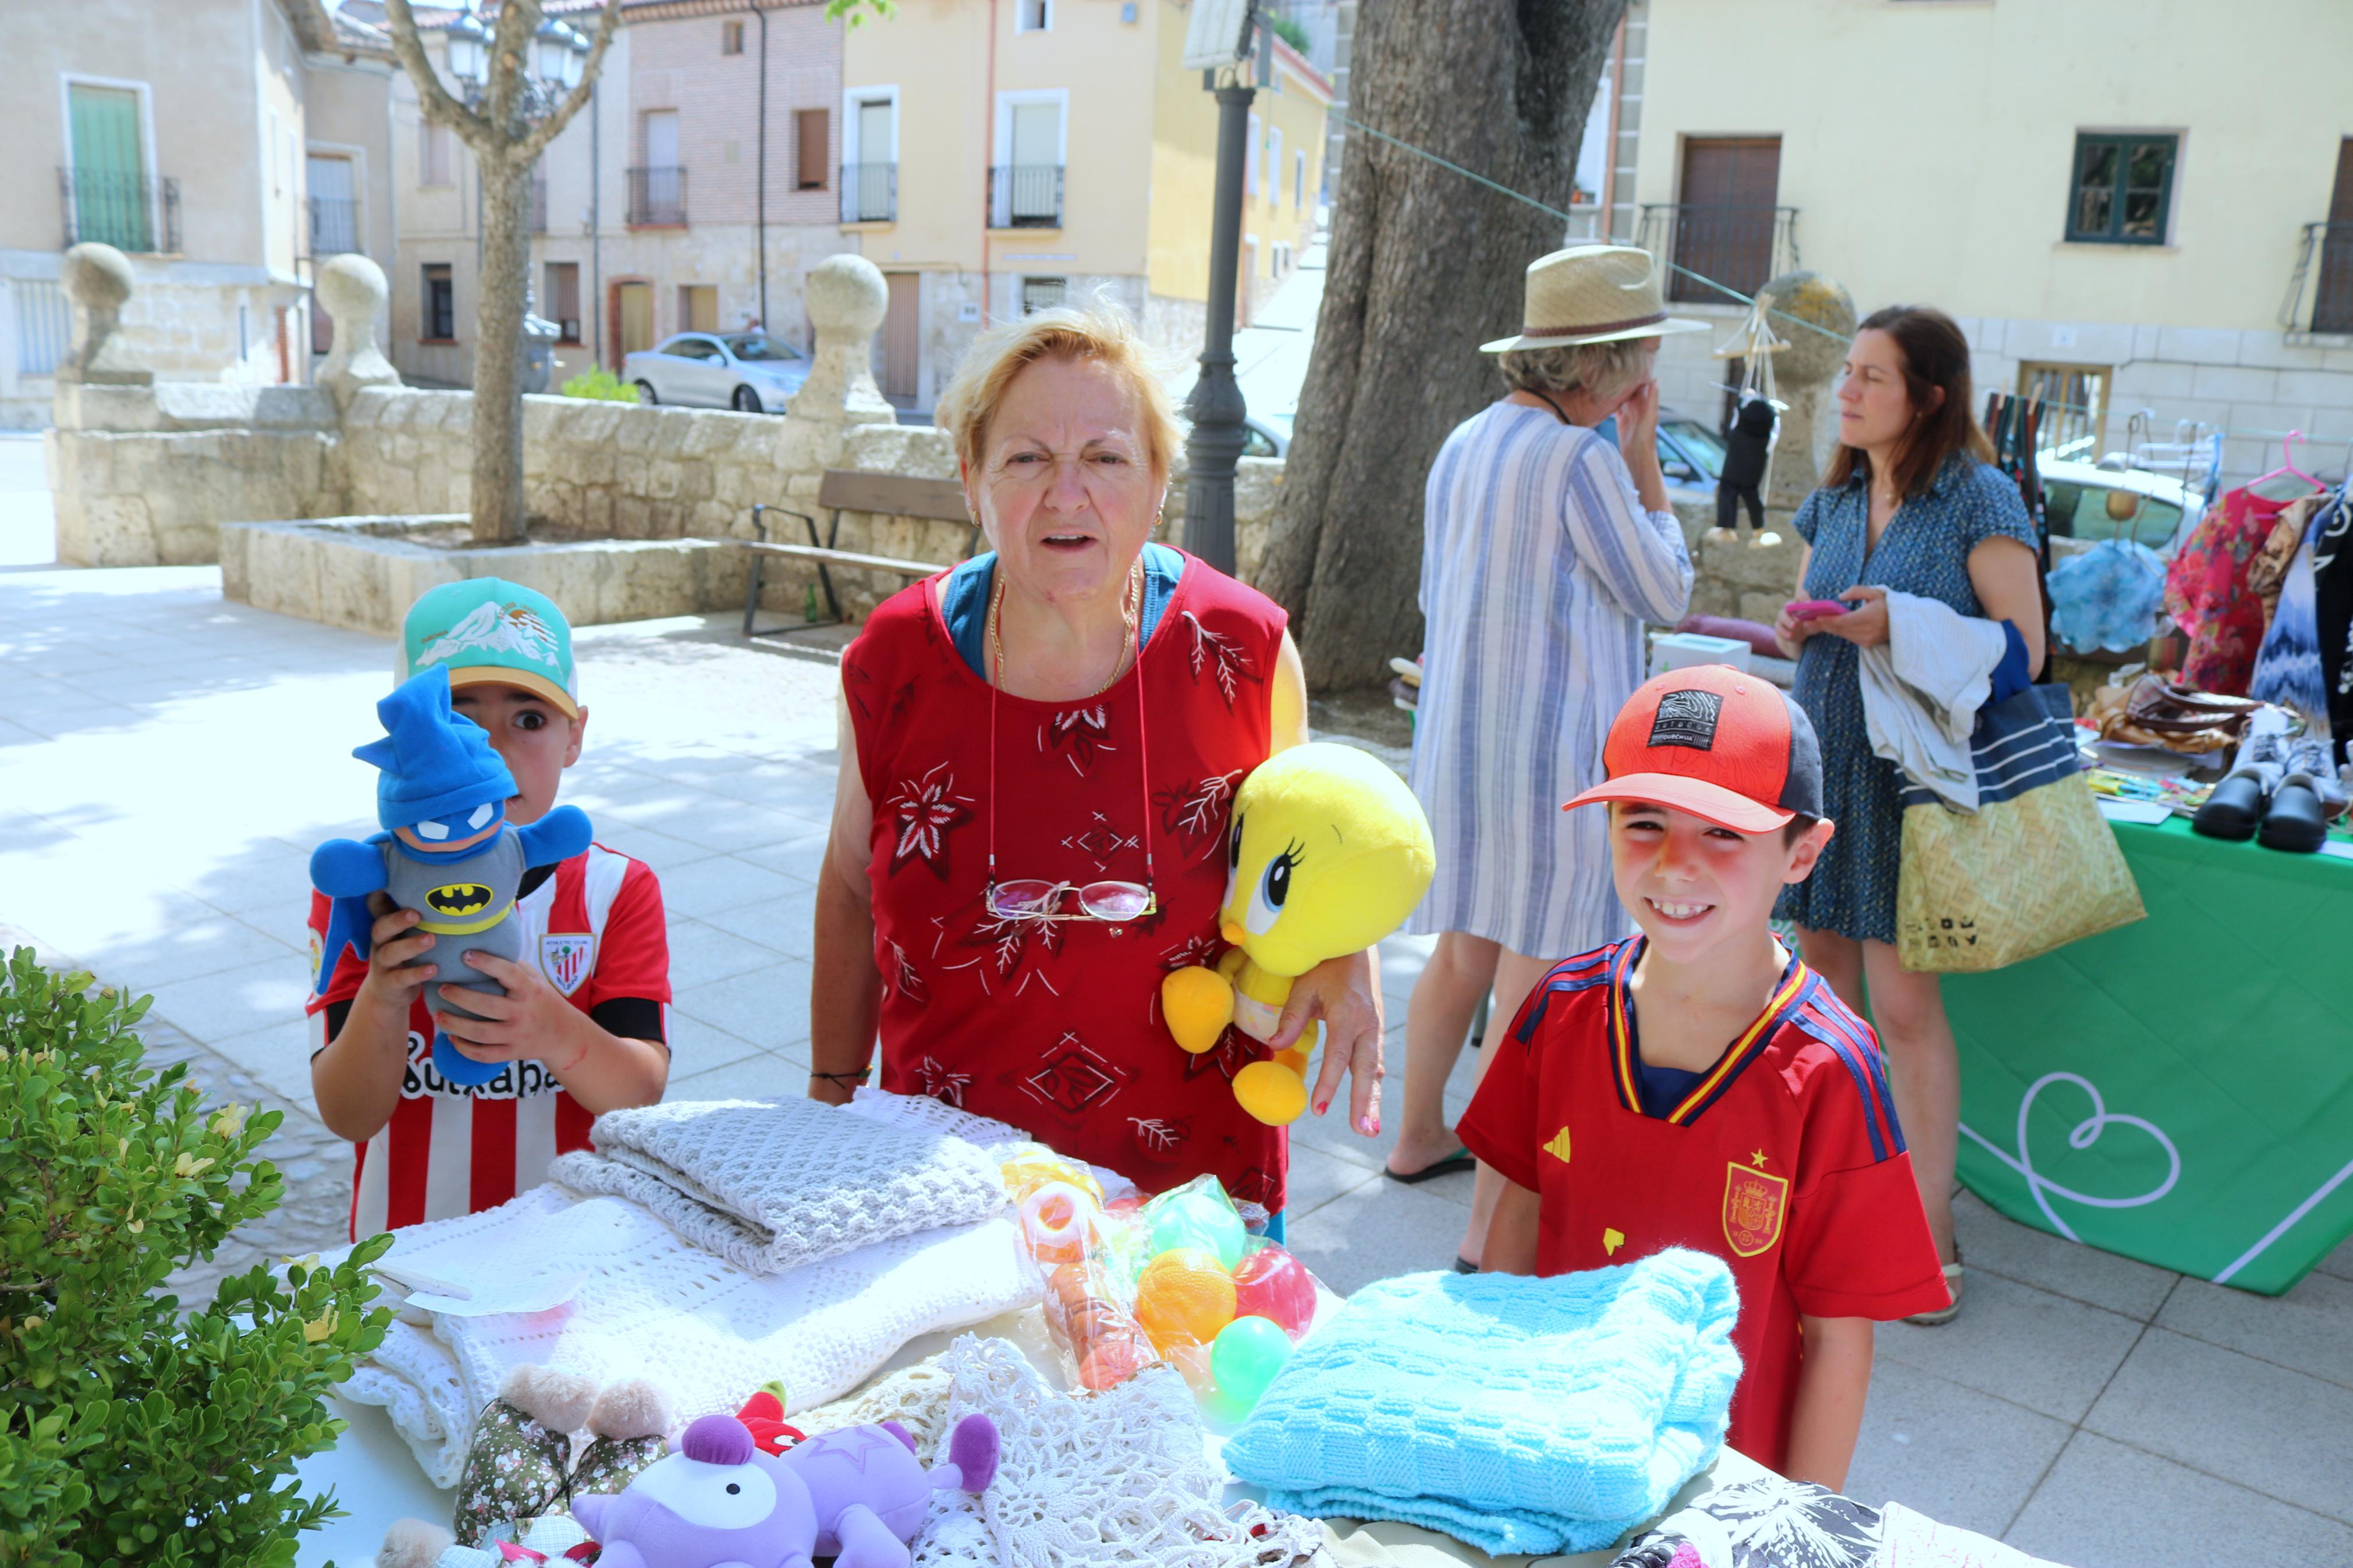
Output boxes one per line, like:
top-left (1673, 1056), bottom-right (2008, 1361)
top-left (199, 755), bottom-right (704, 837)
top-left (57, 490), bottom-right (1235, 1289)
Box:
top-left (3, 552), bottom-right (2350, 1566)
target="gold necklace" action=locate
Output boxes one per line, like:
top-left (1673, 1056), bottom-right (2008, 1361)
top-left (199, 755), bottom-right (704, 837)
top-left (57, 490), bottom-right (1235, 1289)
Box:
top-left (988, 556), bottom-right (1144, 699)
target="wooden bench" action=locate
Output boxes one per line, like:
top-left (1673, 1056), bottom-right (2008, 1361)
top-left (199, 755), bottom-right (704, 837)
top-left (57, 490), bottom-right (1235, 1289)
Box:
top-left (740, 468), bottom-right (975, 639)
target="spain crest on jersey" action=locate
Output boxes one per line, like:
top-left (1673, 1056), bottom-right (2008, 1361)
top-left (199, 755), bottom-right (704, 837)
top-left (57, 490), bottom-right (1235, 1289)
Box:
top-left (540, 932), bottom-right (595, 995)
top-left (1723, 1158), bottom-right (1789, 1257)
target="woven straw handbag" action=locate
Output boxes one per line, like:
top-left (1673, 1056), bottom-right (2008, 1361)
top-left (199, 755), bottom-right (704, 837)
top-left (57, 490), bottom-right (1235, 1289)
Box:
top-left (1896, 684), bottom-right (2145, 972)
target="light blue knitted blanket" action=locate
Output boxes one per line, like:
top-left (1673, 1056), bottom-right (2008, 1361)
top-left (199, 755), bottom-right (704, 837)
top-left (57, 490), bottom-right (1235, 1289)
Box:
top-left (1222, 1250), bottom-right (1743, 1555)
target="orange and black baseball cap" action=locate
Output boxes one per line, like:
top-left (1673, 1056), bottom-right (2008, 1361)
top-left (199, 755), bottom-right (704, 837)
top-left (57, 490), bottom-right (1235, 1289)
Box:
top-left (1563, 664), bottom-right (1823, 833)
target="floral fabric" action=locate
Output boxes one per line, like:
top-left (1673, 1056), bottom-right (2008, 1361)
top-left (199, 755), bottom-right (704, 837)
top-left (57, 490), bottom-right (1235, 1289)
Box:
top-left (2164, 485), bottom-right (2308, 696)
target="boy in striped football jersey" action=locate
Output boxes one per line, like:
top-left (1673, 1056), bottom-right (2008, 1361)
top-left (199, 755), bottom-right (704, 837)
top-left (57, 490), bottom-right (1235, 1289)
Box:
top-left (307, 580), bottom-right (672, 1237)
top-left (1461, 665), bottom-right (1947, 1488)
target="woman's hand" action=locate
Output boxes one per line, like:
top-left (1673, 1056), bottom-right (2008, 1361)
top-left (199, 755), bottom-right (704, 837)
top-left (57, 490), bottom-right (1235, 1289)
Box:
top-left (1772, 605), bottom-right (1815, 660)
top-left (1813, 585), bottom-right (1891, 649)
top-left (1268, 946), bottom-right (1386, 1136)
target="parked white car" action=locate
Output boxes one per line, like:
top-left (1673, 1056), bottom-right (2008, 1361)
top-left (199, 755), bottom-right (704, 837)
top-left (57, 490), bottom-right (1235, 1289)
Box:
top-left (2037, 456), bottom-right (2208, 559)
top-left (624, 332), bottom-right (811, 414)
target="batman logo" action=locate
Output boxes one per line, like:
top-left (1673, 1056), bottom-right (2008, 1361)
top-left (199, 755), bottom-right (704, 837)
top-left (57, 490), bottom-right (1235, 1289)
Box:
top-left (424, 883), bottom-right (495, 917)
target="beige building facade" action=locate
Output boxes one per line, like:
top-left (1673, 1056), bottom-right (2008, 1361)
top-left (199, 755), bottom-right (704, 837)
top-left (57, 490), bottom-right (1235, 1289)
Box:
top-left (1611, 0), bottom-right (2353, 483)
top-left (839, 0), bottom-right (1328, 413)
top-left (384, 0), bottom-right (850, 390)
top-left (0, 0), bottom-right (398, 428)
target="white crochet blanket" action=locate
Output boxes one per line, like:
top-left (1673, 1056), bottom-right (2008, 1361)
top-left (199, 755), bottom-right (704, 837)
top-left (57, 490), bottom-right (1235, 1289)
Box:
top-left (548, 1097), bottom-right (1006, 1275)
top-left (913, 1336), bottom-right (1325, 1568)
top-left (846, 1087), bottom-right (1142, 1206)
top-left (337, 1187), bottom-right (1042, 1488)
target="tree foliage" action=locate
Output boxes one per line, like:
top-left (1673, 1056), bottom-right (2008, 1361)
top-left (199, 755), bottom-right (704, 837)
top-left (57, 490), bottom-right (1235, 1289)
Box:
top-left (0, 948), bottom-right (392, 1567)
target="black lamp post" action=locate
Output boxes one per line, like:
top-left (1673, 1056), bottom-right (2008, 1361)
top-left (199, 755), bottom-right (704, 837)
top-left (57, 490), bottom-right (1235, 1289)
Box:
top-left (1180, 5), bottom-right (1273, 577)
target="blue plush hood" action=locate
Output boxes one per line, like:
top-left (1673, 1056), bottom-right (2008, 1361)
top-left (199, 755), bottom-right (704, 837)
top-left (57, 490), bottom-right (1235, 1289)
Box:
top-left (354, 666), bottom-right (518, 831)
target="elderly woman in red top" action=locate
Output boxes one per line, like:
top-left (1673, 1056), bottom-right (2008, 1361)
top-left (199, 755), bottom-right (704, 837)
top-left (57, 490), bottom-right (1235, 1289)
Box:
top-left (808, 305), bottom-right (1385, 1228)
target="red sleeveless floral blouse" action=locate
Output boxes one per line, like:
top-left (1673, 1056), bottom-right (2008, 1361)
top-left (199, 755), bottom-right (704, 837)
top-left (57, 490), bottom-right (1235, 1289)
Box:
top-left (843, 551), bottom-right (1291, 1211)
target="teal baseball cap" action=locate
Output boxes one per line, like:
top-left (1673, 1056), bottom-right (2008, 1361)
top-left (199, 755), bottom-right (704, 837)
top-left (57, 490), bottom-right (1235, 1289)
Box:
top-left (398, 578), bottom-right (580, 717)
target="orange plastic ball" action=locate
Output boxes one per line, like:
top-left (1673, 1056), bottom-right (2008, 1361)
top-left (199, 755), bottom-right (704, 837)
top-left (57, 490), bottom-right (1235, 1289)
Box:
top-left (1134, 1247), bottom-right (1238, 1353)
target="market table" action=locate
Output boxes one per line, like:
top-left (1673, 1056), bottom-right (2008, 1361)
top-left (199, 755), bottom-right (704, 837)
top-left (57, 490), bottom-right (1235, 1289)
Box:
top-left (292, 1309), bottom-right (1780, 1568)
top-left (1943, 811), bottom-right (2353, 1295)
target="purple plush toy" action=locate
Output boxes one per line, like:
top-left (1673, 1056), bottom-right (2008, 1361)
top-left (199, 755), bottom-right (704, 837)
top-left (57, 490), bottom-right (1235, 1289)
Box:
top-left (572, 1413), bottom-right (1000, 1568)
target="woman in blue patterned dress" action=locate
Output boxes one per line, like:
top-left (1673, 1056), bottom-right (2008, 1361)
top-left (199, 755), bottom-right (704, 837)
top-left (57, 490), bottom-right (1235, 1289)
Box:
top-left (1771, 306), bottom-right (2046, 1322)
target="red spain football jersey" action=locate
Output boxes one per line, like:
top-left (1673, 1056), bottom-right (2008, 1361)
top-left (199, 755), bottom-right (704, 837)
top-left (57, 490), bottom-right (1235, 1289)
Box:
top-left (306, 843), bottom-right (670, 1238)
top-left (1457, 938), bottom-right (1949, 1474)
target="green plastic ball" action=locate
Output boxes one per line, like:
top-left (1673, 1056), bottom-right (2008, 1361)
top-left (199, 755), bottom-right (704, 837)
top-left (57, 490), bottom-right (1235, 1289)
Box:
top-left (1149, 1196), bottom-right (1245, 1271)
top-left (1210, 1314), bottom-right (1294, 1409)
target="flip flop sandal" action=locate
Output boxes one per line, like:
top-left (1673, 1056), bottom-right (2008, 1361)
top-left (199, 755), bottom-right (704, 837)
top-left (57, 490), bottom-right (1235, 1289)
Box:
top-left (1451, 1254), bottom-right (1480, 1274)
top-left (1385, 1147), bottom-right (1476, 1185)
top-left (2259, 776), bottom-right (2330, 853)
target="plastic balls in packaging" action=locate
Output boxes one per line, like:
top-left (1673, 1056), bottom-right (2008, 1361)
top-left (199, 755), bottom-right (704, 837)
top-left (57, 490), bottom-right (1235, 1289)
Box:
top-left (1134, 1246), bottom-right (1238, 1352)
top-left (1231, 1241), bottom-right (1318, 1339)
top-left (1141, 1176), bottom-right (1248, 1270)
top-left (1018, 1181), bottom-right (1099, 1267)
top-left (1045, 1261), bottom-right (1155, 1392)
top-left (1000, 1145), bottom-right (1103, 1206)
top-left (1209, 1314), bottom-right (1294, 1409)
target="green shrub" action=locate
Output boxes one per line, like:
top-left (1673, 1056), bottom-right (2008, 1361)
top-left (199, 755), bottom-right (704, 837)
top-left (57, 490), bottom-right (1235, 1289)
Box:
top-left (0, 948), bottom-right (392, 1567)
top-left (558, 368), bottom-right (641, 403)
top-left (1268, 11), bottom-right (1312, 54)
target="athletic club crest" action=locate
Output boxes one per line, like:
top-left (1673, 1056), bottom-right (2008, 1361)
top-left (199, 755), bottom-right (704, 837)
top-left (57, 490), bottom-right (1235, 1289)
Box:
top-left (1723, 1157), bottom-right (1789, 1257)
top-left (540, 932), bottom-right (595, 995)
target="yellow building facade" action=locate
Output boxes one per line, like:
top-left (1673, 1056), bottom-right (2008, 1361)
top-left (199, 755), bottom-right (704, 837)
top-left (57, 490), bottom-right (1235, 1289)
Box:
top-left (840, 0), bottom-right (1328, 411)
top-left (1614, 0), bottom-right (2353, 480)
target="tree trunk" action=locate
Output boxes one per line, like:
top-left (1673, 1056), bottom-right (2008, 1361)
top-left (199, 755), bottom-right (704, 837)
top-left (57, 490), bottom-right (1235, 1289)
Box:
top-left (1257, 0), bottom-right (1627, 692)
top-left (472, 156), bottom-right (532, 547)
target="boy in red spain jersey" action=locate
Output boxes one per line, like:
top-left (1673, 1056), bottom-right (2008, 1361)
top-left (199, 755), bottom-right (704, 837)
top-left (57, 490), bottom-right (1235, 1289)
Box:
top-left (307, 580), bottom-right (672, 1238)
top-left (1458, 664), bottom-right (1947, 1487)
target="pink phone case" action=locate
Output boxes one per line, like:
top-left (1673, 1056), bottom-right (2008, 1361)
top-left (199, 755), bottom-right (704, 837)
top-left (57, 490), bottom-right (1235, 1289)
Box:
top-left (1786, 599), bottom-right (1851, 621)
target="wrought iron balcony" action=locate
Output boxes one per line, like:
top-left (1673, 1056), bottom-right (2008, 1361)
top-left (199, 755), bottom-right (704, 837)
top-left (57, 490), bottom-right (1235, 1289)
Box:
top-left (1635, 203), bottom-right (1799, 304)
top-left (308, 194), bottom-right (360, 257)
top-left (59, 169), bottom-right (181, 254)
top-left (841, 162), bottom-right (896, 224)
top-left (626, 165), bottom-right (687, 227)
top-left (2282, 221), bottom-right (2353, 338)
top-left (989, 163), bottom-right (1063, 229)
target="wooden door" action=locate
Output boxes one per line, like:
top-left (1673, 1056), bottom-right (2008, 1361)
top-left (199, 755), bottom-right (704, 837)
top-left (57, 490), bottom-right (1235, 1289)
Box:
top-left (1674, 137), bottom-right (1781, 300)
top-left (881, 272), bottom-right (920, 407)
top-left (2317, 139), bottom-right (2353, 335)
top-left (616, 280), bottom-right (652, 361)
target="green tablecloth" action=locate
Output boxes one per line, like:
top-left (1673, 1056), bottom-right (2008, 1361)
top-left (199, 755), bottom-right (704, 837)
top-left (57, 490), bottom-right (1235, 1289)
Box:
top-left (1943, 815), bottom-right (2353, 1295)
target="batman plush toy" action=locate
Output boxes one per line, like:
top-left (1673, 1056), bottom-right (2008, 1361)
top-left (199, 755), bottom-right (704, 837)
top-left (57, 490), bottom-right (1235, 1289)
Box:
top-left (310, 666), bottom-right (592, 1088)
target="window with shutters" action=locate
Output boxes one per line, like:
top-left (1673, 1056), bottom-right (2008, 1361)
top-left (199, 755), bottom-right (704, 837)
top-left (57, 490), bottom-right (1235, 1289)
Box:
top-left (1020, 276), bottom-right (1067, 314)
top-left (1016, 0), bottom-right (1050, 31)
top-left (722, 19), bottom-right (744, 53)
top-left (419, 118), bottom-right (452, 187)
top-left (545, 262), bottom-right (581, 342)
top-left (796, 109), bottom-right (829, 190)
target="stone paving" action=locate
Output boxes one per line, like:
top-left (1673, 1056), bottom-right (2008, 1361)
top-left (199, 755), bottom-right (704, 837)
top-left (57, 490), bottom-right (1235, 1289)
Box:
top-left (3, 535), bottom-right (2352, 1565)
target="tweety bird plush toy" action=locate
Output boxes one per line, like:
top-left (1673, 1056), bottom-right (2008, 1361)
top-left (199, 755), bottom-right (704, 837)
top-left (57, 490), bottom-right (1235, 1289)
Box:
top-left (1162, 742), bottom-right (1435, 1125)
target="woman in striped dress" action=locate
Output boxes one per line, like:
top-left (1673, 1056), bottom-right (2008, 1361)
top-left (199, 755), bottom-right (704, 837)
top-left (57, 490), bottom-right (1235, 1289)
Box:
top-left (1383, 247), bottom-right (1701, 1268)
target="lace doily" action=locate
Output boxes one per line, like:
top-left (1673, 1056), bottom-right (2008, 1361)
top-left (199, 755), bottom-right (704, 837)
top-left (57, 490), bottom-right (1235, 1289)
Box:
top-left (913, 1336), bottom-right (1323, 1568)
top-left (796, 1356), bottom-right (959, 1462)
top-left (335, 1187), bottom-right (1042, 1488)
top-left (549, 1098), bottom-right (1005, 1275)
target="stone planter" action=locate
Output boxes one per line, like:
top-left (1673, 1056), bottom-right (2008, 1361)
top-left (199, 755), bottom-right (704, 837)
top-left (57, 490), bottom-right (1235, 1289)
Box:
top-left (219, 515), bottom-right (753, 637)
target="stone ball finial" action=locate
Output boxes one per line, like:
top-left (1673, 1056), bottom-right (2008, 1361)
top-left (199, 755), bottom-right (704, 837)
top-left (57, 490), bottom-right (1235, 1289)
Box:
top-left (62, 243), bottom-right (134, 315)
top-left (1754, 271), bottom-right (1857, 386)
top-left (805, 253), bottom-right (889, 341)
top-left (318, 253), bottom-right (389, 331)
top-left (317, 252), bottom-right (402, 411)
top-left (58, 242), bottom-right (148, 386)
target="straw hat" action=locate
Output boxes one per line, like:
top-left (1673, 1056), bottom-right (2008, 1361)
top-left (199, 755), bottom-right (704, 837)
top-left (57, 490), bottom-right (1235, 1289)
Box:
top-left (1480, 245), bottom-right (1708, 353)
